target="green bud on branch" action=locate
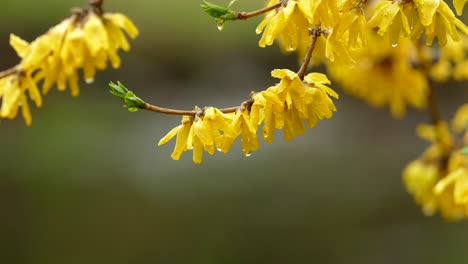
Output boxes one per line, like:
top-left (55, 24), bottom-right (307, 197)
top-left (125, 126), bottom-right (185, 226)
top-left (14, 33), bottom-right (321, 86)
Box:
top-left (200, 1), bottom-right (237, 21)
top-left (109, 81), bottom-right (146, 112)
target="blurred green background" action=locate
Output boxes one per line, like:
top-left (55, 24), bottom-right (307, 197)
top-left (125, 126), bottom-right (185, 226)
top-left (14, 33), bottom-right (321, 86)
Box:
top-left (1, 1), bottom-right (468, 263)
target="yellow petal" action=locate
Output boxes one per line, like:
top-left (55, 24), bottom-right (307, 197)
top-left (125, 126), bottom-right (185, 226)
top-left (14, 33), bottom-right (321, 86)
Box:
top-left (9, 34), bottom-right (30, 58)
top-left (104, 13), bottom-right (139, 39)
top-left (84, 13), bottom-right (109, 56)
top-left (20, 94), bottom-right (32, 126)
top-left (414, 0), bottom-right (440, 26)
top-left (158, 124), bottom-right (182, 146)
top-left (452, 103), bottom-right (468, 132)
top-left (454, 0), bottom-right (467, 15)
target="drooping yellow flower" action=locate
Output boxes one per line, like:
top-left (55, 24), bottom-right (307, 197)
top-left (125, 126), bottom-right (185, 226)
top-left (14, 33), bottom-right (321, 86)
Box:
top-left (220, 108), bottom-right (259, 156)
top-left (0, 72), bottom-right (42, 126)
top-left (186, 108), bottom-right (237, 164)
top-left (431, 35), bottom-right (468, 82)
top-left (367, 0), bottom-right (468, 46)
top-left (324, 0), bottom-right (368, 64)
top-left (327, 33), bottom-right (428, 118)
top-left (251, 69), bottom-right (338, 142)
top-left (403, 108), bottom-right (468, 220)
top-left (2, 9), bottom-right (138, 125)
top-left (158, 108), bottom-right (237, 164)
top-left (433, 150), bottom-right (468, 220)
top-left (403, 160), bottom-right (439, 215)
top-left (158, 116), bottom-right (193, 161)
top-left (256, 0), bottom-right (312, 55)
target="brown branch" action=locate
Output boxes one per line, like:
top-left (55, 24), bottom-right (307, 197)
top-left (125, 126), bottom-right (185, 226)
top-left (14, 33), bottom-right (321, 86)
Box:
top-left (0, 65), bottom-right (19, 80)
top-left (143, 99), bottom-right (253, 117)
top-left (427, 81), bottom-right (441, 125)
top-left (89, 0), bottom-right (103, 7)
top-left (235, 1), bottom-right (282, 20)
top-left (88, 0), bottom-right (104, 15)
top-left (297, 26), bottom-right (321, 80)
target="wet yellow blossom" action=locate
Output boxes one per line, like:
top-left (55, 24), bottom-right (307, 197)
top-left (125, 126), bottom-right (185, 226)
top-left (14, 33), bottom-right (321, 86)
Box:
top-left (368, 0), bottom-right (468, 46)
top-left (158, 116), bottom-right (193, 161)
top-left (323, 0), bottom-right (368, 64)
top-left (251, 69), bottom-right (338, 142)
top-left (0, 72), bottom-right (42, 126)
top-left (1, 10), bottom-right (138, 125)
top-left (220, 109), bottom-right (259, 156)
top-left (327, 34), bottom-right (428, 118)
top-left (256, 0), bottom-right (312, 55)
top-left (185, 108), bottom-right (237, 164)
top-left (158, 108), bottom-right (237, 164)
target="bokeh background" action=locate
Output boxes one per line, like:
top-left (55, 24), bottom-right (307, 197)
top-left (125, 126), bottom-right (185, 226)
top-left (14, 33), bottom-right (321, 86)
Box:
top-left (0, 1), bottom-right (468, 263)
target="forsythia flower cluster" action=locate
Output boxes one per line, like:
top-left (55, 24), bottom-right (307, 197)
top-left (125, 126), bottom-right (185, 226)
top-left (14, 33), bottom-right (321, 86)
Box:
top-left (158, 69), bottom-right (338, 163)
top-left (403, 104), bottom-right (468, 220)
top-left (255, 0), bottom-right (468, 118)
top-left (0, 7), bottom-right (138, 125)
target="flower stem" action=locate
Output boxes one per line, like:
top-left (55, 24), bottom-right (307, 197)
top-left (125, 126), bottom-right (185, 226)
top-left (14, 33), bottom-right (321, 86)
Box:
top-left (427, 81), bottom-right (441, 125)
top-left (235, 1), bottom-right (282, 20)
top-left (297, 26), bottom-right (321, 80)
top-left (0, 65), bottom-right (19, 80)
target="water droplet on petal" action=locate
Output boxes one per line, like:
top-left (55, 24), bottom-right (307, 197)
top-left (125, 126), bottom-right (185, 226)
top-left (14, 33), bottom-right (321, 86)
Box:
top-left (256, 28), bottom-right (263, 34)
top-left (216, 147), bottom-right (222, 152)
top-left (391, 43), bottom-right (398, 48)
top-left (188, 146), bottom-right (194, 150)
top-left (245, 152), bottom-right (252, 157)
top-left (216, 19), bottom-right (225, 31)
top-left (85, 78), bottom-right (95, 84)
top-left (288, 44), bottom-right (295, 51)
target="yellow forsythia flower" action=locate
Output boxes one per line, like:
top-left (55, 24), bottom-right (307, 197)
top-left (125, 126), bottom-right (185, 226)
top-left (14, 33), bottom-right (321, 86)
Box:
top-left (327, 33), bottom-right (428, 118)
top-left (158, 116), bottom-right (193, 161)
top-left (1, 9), bottom-right (138, 125)
top-left (158, 108), bottom-right (238, 164)
top-left (158, 69), bottom-right (339, 163)
top-left (403, 160), bottom-right (439, 216)
top-left (256, 0), bottom-right (312, 55)
top-left (0, 73), bottom-right (42, 126)
top-left (404, 107), bottom-right (468, 220)
top-left (433, 151), bottom-right (468, 220)
top-left (219, 109), bottom-right (259, 156)
top-left (368, 0), bottom-right (468, 46)
top-left (251, 69), bottom-right (338, 143)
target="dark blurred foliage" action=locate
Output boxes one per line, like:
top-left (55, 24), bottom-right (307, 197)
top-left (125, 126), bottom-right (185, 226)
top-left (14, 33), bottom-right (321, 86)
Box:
top-left (0, 1), bottom-right (468, 263)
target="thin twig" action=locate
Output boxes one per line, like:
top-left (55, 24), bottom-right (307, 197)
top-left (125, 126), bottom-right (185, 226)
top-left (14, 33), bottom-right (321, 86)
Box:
top-left (0, 65), bottom-right (19, 80)
top-left (143, 100), bottom-right (253, 116)
top-left (88, 0), bottom-right (104, 15)
top-left (235, 1), bottom-right (282, 20)
top-left (297, 26), bottom-right (321, 80)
